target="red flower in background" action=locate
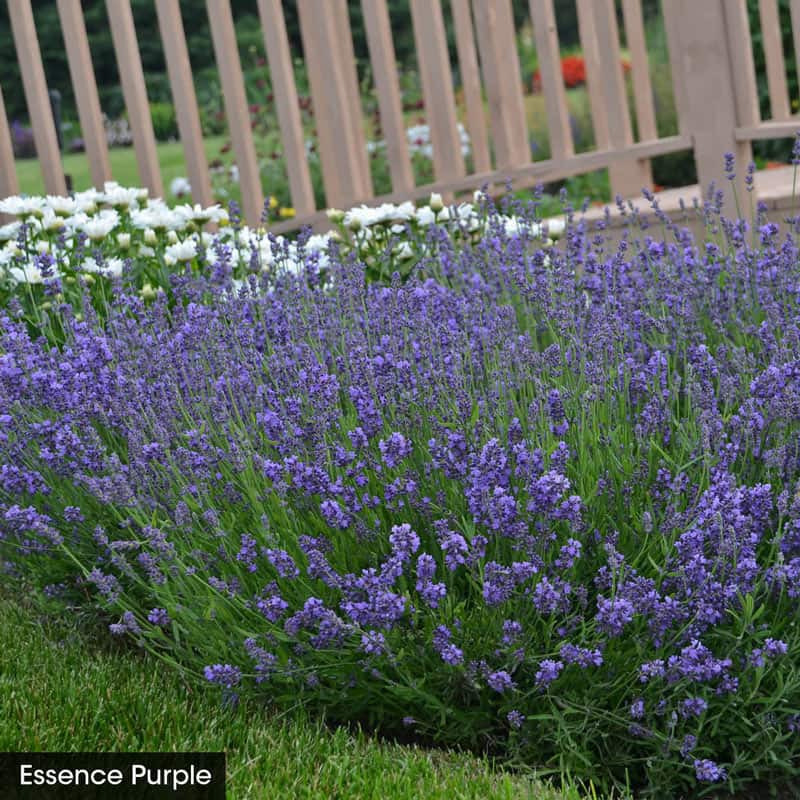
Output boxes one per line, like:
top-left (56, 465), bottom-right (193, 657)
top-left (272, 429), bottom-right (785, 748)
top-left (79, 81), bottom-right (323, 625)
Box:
top-left (560, 55), bottom-right (586, 88)
top-left (532, 55), bottom-right (632, 92)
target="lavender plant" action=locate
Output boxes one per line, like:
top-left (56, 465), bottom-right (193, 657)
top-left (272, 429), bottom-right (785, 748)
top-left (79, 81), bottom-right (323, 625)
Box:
top-left (1, 179), bottom-right (800, 797)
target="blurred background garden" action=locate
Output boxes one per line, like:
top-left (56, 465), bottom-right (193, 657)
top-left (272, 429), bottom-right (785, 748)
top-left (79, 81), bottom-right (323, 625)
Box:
top-left (4, 0), bottom-right (796, 218)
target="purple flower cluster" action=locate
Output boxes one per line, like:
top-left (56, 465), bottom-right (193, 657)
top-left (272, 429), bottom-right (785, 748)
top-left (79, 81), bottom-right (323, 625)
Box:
top-left (3, 186), bottom-right (800, 794)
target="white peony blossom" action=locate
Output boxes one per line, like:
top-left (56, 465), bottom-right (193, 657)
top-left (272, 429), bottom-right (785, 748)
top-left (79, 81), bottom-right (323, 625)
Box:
top-left (0, 196), bottom-right (45, 217)
top-left (415, 206), bottom-right (436, 227)
top-left (165, 238), bottom-right (198, 262)
top-left (0, 222), bottom-right (21, 242)
top-left (82, 256), bottom-right (125, 278)
top-left (81, 209), bottom-right (120, 241)
top-left (101, 182), bottom-right (142, 208)
top-left (45, 195), bottom-right (79, 216)
top-left (9, 263), bottom-right (45, 284)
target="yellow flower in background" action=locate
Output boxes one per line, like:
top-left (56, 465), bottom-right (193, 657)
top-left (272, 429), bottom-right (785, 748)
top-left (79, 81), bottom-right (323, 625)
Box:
top-left (279, 207), bottom-right (296, 219)
top-left (268, 196), bottom-right (279, 210)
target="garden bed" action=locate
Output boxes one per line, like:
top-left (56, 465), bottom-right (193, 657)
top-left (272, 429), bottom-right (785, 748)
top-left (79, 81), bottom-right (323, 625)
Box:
top-left (2, 176), bottom-right (800, 797)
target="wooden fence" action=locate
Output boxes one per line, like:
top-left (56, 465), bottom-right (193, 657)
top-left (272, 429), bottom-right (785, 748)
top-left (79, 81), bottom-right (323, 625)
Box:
top-left (0, 0), bottom-right (798, 229)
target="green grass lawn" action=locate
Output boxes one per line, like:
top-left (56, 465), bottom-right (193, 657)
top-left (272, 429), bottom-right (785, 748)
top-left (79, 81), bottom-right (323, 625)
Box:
top-left (0, 590), bottom-right (585, 800)
top-left (12, 136), bottom-right (228, 199)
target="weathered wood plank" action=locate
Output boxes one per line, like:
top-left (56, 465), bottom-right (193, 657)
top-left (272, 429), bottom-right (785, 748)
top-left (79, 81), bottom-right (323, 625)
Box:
top-left (206, 0), bottom-right (264, 224)
top-left (410, 0), bottom-right (466, 182)
top-left (529, 0), bottom-right (574, 160)
top-left (154, 0), bottom-right (213, 207)
top-left (0, 84), bottom-right (19, 205)
top-left (257, 0), bottom-right (315, 215)
top-left (361, 0), bottom-right (415, 192)
top-left (471, 0), bottom-right (529, 170)
top-left (57, 0), bottom-right (111, 188)
top-left (8, 0), bottom-right (67, 195)
top-left (107, 0), bottom-right (163, 196)
top-left (451, 0), bottom-right (491, 172)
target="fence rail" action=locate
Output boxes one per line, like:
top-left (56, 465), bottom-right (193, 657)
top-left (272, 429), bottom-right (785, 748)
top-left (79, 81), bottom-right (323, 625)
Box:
top-left (1, 0), bottom-right (798, 228)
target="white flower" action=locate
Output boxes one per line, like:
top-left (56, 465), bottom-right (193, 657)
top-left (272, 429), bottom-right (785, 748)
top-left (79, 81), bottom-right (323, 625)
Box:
top-left (63, 212), bottom-right (90, 231)
top-left (405, 122), bottom-right (471, 159)
top-left (165, 238), bottom-right (198, 262)
top-left (41, 209), bottom-right (66, 231)
top-left (0, 196), bottom-right (45, 217)
top-left (392, 201), bottom-right (416, 222)
top-left (45, 195), bottom-right (79, 216)
top-left (455, 203), bottom-right (481, 232)
top-left (0, 242), bottom-right (19, 266)
top-left (305, 233), bottom-right (332, 253)
top-left (81, 209), bottom-right (120, 241)
top-left (9, 263), bottom-right (44, 284)
top-left (415, 206), bottom-right (436, 227)
top-left (131, 203), bottom-right (175, 230)
top-left (545, 218), bottom-right (565, 239)
top-left (429, 193), bottom-right (444, 213)
top-left (501, 217), bottom-right (541, 239)
top-left (82, 256), bottom-right (125, 278)
top-left (395, 241), bottom-right (415, 260)
top-left (170, 176), bottom-right (192, 198)
top-left (173, 203), bottom-right (227, 226)
top-left (344, 202), bottom-right (415, 229)
top-left (73, 188), bottom-right (103, 213)
top-left (0, 222), bottom-right (20, 242)
top-left (116, 233), bottom-right (131, 249)
top-left (102, 182), bottom-right (141, 208)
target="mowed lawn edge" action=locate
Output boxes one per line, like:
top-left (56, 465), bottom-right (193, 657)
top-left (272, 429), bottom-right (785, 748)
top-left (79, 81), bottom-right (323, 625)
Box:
top-left (0, 589), bottom-right (585, 800)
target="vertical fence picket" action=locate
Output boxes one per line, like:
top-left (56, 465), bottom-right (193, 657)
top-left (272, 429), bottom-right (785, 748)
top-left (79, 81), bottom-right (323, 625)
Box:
top-left (723, 0), bottom-right (761, 131)
top-left (529, 0), bottom-right (574, 160)
top-left (107, 0), bottom-right (163, 197)
top-left (576, 0), bottom-right (610, 149)
top-left (620, 0), bottom-right (657, 142)
top-left (662, 2), bottom-right (689, 136)
top-left (334, 0), bottom-right (373, 199)
top-left (471, 0), bottom-right (529, 171)
top-left (451, 0), bottom-right (491, 173)
top-left (256, 0), bottom-right (315, 216)
top-left (8, 0), bottom-right (67, 196)
top-left (578, 0), bottom-right (651, 197)
top-left (298, 0), bottom-right (371, 207)
top-left (56, 0), bottom-right (111, 189)
top-left (206, 0), bottom-right (263, 224)
top-left (664, 0), bottom-right (752, 207)
top-left (362, 0), bottom-right (415, 193)
top-left (758, 0), bottom-right (791, 120)
top-left (154, 0), bottom-right (213, 208)
top-left (409, 0), bottom-right (466, 184)
top-left (791, 0), bottom-right (800, 96)
top-left (0, 84), bottom-right (19, 208)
